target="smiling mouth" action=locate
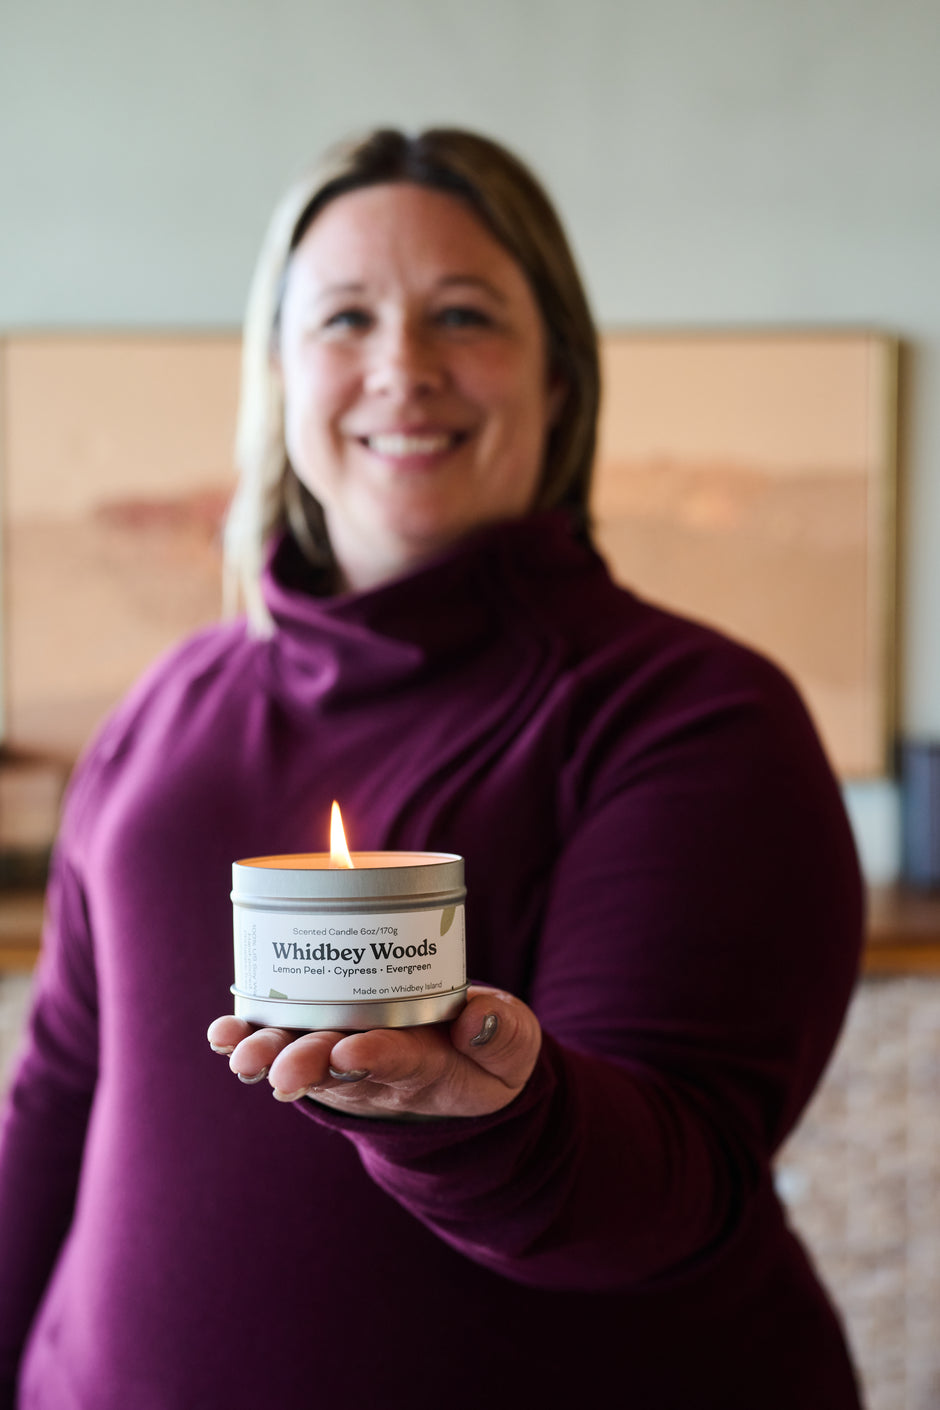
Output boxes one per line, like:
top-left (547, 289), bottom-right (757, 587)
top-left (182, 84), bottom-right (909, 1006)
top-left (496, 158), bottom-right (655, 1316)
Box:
top-left (361, 431), bottom-right (466, 457)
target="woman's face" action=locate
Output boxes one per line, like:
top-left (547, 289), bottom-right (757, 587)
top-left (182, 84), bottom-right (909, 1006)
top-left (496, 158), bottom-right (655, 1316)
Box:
top-left (277, 182), bottom-right (561, 591)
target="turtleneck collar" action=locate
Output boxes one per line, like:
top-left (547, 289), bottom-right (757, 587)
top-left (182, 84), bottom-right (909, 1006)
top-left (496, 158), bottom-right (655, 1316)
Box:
top-left (258, 509), bottom-right (592, 709)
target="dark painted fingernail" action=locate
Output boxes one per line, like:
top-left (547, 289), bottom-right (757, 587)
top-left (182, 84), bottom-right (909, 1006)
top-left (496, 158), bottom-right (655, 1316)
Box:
top-left (328, 1066), bottom-right (370, 1083)
top-left (470, 1013), bottom-right (498, 1047)
top-left (236, 1066), bottom-right (269, 1085)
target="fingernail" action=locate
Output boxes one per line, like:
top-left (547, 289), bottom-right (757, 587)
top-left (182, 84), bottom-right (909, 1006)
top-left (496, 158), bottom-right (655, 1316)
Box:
top-left (272, 1087), bottom-right (309, 1102)
top-left (328, 1066), bottom-right (370, 1083)
top-left (210, 1043), bottom-right (235, 1056)
top-left (470, 1013), bottom-right (498, 1047)
top-left (236, 1066), bottom-right (269, 1085)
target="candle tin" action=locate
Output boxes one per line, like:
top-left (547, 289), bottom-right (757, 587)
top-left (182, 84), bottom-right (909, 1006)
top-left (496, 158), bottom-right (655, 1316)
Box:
top-left (231, 852), bottom-right (466, 1030)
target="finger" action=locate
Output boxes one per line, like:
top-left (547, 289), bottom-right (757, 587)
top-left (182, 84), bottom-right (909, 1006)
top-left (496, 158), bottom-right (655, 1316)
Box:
top-left (227, 1027), bottom-right (298, 1085)
top-left (313, 1024), bottom-right (471, 1117)
top-left (326, 1024), bottom-right (453, 1097)
top-left (206, 1015), bottom-right (254, 1055)
top-left (449, 987), bottom-right (541, 1093)
top-left (266, 1029), bottom-right (352, 1100)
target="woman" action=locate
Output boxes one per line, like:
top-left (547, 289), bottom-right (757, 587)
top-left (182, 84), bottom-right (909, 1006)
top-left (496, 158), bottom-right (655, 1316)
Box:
top-left (0, 128), bottom-right (863, 1408)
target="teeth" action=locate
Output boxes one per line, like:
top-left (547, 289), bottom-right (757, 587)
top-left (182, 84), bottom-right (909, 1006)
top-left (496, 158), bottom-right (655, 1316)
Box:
top-left (365, 432), bottom-right (453, 456)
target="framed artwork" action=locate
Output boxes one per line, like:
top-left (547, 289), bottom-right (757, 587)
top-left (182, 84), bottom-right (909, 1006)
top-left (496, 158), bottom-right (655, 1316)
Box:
top-left (0, 330), bottom-right (897, 788)
top-left (590, 332), bottom-right (898, 778)
top-left (0, 334), bottom-right (240, 769)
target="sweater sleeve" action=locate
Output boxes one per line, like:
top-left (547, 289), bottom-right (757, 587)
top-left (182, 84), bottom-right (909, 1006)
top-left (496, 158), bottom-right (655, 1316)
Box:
top-left (295, 646), bottom-right (864, 1292)
top-left (0, 843), bottom-right (99, 1402)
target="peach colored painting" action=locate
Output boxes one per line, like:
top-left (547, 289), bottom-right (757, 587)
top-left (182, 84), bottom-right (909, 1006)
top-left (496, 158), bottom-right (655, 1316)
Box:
top-left (1, 334), bottom-right (241, 763)
top-left (590, 333), bottom-right (897, 778)
top-left (1, 332), bottom-right (896, 784)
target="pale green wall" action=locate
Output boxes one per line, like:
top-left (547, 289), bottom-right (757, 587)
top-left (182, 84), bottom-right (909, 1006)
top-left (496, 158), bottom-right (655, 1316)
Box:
top-left (4, 0), bottom-right (940, 877)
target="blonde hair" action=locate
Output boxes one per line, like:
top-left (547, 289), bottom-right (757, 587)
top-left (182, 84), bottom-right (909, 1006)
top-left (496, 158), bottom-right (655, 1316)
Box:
top-left (224, 127), bottom-right (600, 632)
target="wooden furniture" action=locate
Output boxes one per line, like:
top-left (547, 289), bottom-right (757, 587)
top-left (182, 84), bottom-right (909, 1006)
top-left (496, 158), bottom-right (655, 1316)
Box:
top-left (865, 884), bottom-right (940, 974)
top-left (0, 890), bottom-right (46, 970)
top-left (2, 885), bottom-right (939, 975)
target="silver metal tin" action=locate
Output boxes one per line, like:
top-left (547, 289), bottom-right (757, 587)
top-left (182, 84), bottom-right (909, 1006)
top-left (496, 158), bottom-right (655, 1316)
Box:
top-left (231, 852), bottom-right (466, 1030)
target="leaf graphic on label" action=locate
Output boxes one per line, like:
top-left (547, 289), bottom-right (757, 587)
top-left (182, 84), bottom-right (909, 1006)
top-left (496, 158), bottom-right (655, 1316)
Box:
top-left (440, 906), bottom-right (455, 936)
top-left (269, 988), bottom-right (288, 999)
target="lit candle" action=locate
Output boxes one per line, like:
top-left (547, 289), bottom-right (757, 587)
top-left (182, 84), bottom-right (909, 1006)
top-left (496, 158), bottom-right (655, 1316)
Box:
top-left (231, 803), bottom-right (467, 1030)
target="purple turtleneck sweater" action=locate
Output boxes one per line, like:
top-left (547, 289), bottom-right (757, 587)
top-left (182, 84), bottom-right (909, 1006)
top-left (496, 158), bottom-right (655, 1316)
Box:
top-left (0, 513), bottom-right (863, 1409)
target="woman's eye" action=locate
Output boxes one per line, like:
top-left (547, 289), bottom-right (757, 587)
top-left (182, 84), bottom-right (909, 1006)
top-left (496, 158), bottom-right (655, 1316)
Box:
top-left (436, 306), bottom-right (491, 329)
top-left (323, 308), bottom-right (371, 332)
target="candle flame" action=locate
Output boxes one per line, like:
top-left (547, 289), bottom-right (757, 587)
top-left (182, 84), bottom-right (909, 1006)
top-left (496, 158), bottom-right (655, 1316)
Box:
top-left (330, 801), bottom-right (354, 869)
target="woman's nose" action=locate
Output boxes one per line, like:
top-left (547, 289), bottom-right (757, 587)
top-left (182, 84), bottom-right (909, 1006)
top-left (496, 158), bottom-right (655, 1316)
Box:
top-left (363, 322), bottom-right (446, 397)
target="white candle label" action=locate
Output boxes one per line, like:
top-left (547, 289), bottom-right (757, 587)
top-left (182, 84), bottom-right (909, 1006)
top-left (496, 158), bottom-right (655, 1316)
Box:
top-left (235, 904), bottom-right (466, 1003)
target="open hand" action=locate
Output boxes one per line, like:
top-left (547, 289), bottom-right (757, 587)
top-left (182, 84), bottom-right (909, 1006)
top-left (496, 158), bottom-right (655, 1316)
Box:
top-left (206, 986), bottom-right (541, 1120)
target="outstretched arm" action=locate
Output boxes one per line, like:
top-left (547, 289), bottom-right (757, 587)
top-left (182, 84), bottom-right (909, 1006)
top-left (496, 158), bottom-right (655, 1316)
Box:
top-left (209, 649), bottom-right (864, 1291)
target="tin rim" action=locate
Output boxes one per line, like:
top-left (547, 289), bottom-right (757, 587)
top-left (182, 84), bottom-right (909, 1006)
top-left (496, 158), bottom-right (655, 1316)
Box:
top-left (231, 984), bottom-right (468, 1032)
top-left (232, 852), bottom-right (464, 902)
